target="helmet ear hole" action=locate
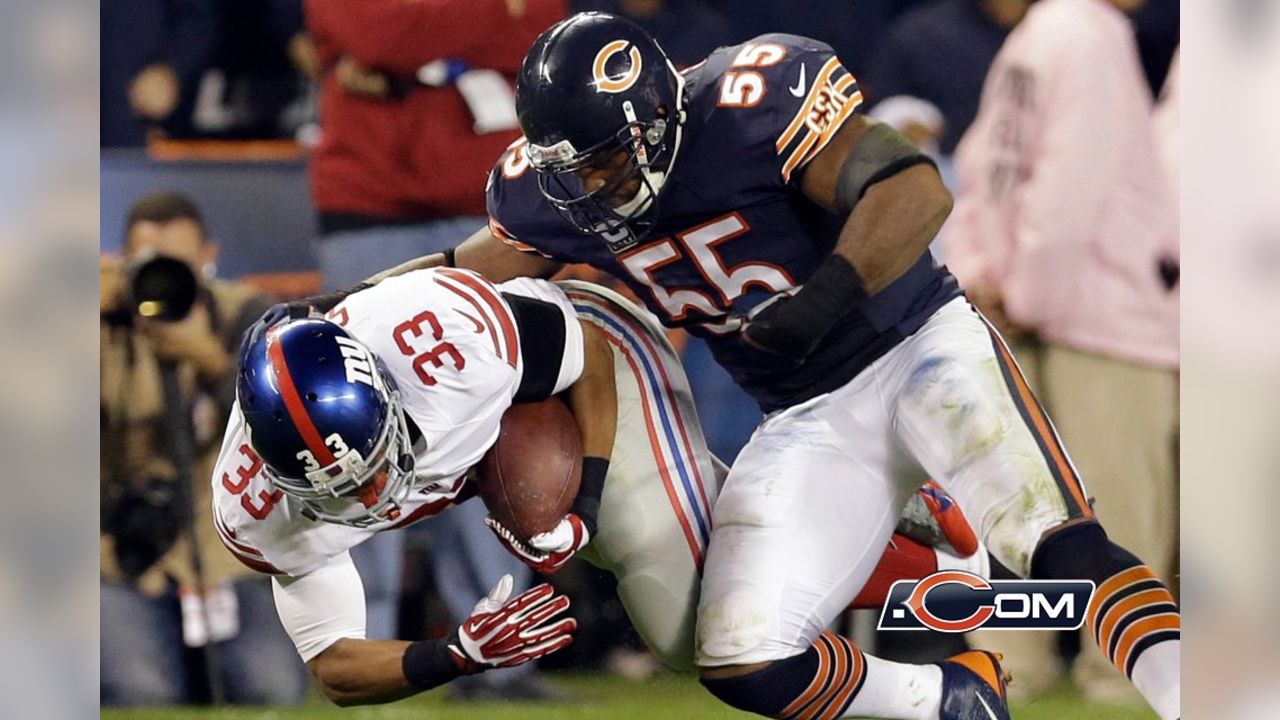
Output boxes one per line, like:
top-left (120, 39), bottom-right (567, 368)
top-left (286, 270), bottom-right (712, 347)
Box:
top-left (305, 392), bottom-right (318, 402)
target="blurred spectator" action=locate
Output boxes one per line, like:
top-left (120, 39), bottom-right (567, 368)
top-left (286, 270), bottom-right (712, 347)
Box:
top-left (947, 0), bottom-right (1178, 705)
top-left (1131, 0), bottom-right (1179, 96)
top-left (100, 192), bottom-right (306, 706)
top-left (716, 0), bottom-right (926, 81)
top-left (573, 0), bottom-right (733, 67)
top-left (1151, 48), bottom-right (1179, 215)
top-left (302, 0), bottom-right (565, 699)
top-left (192, 0), bottom-right (315, 140)
top-left (101, 0), bottom-right (219, 146)
top-left (866, 0), bottom-right (1030, 156)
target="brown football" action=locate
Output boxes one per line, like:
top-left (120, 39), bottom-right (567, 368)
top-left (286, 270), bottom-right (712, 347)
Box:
top-left (476, 397), bottom-right (582, 542)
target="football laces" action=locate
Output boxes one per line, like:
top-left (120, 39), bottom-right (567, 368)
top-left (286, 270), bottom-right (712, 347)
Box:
top-left (491, 519), bottom-right (547, 558)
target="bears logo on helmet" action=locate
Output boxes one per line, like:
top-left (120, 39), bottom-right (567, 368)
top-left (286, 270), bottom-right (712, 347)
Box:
top-left (515, 13), bottom-right (687, 250)
top-left (592, 40), bottom-right (643, 93)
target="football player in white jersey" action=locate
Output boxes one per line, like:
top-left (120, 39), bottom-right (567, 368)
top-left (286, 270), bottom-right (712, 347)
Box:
top-left (217, 269), bottom-right (982, 704)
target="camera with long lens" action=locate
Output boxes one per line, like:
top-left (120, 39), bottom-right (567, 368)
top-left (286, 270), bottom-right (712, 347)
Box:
top-left (102, 252), bottom-right (199, 328)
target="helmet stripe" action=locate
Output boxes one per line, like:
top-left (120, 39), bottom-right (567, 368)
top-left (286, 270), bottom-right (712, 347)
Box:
top-left (266, 331), bottom-right (336, 466)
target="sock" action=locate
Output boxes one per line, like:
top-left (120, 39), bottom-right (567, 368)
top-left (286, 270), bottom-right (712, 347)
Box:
top-left (847, 653), bottom-right (943, 720)
top-left (701, 631), bottom-right (941, 720)
top-left (1032, 521), bottom-right (1180, 720)
top-left (1130, 637), bottom-right (1180, 720)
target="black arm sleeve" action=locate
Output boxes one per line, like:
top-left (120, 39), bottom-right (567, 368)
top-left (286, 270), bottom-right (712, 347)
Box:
top-left (502, 292), bottom-right (568, 404)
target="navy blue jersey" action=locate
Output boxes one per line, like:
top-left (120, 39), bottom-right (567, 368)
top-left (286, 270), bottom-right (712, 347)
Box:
top-left (487, 34), bottom-right (960, 412)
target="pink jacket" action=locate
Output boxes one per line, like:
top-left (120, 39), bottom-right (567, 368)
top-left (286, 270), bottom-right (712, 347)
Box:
top-left (945, 0), bottom-right (1178, 368)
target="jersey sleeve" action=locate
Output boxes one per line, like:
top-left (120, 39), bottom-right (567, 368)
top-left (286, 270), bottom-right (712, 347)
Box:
top-left (340, 268), bottom-right (526, 483)
top-left (713, 34), bottom-right (865, 184)
top-left (272, 551), bottom-right (366, 662)
top-left (211, 406), bottom-right (367, 577)
top-left (498, 277), bottom-right (586, 398)
top-left (484, 137), bottom-right (567, 260)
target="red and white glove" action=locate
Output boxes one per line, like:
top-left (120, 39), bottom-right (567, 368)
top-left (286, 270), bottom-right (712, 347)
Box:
top-left (485, 513), bottom-right (591, 574)
top-left (447, 573), bottom-right (577, 673)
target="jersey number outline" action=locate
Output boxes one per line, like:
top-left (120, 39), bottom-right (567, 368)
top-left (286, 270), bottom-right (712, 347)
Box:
top-left (616, 212), bottom-right (795, 334)
top-left (393, 309), bottom-right (466, 387)
top-left (222, 443), bottom-right (283, 520)
top-left (718, 42), bottom-right (787, 108)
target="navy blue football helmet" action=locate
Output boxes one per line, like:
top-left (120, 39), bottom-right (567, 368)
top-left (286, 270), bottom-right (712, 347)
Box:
top-left (237, 318), bottom-right (415, 527)
top-left (515, 12), bottom-right (686, 248)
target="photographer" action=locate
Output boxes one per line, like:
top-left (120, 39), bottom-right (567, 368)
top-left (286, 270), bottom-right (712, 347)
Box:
top-left (100, 191), bottom-right (306, 706)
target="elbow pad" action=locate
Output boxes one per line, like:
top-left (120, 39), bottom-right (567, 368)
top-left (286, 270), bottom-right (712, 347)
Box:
top-left (834, 122), bottom-right (936, 214)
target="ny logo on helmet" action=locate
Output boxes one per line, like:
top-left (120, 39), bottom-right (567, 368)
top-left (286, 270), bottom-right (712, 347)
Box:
top-left (335, 335), bottom-right (376, 387)
top-left (592, 40), bottom-right (642, 93)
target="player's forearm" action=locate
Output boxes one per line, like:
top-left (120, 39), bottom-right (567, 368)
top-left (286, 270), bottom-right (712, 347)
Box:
top-left (567, 323), bottom-right (618, 461)
top-left (565, 323), bottom-right (617, 534)
top-left (309, 638), bottom-right (420, 706)
top-left (310, 637), bottom-right (471, 706)
top-left (834, 163), bottom-right (952, 295)
top-left (363, 252), bottom-right (449, 286)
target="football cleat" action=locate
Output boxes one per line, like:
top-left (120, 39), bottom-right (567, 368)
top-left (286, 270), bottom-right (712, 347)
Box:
top-left (896, 481), bottom-right (981, 557)
top-left (938, 650), bottom-right (1013, 720)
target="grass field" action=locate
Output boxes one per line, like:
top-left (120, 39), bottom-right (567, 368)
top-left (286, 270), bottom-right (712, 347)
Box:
top-left (101, 672), bottom-right (1159, 719)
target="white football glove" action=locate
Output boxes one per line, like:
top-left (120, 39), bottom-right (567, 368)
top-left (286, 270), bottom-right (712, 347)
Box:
top-left (485, 513), bottom-right (590, 574)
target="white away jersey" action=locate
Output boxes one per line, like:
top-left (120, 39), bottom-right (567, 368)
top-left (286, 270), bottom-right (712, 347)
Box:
top-left (212, 268), bottom-right (584, 577)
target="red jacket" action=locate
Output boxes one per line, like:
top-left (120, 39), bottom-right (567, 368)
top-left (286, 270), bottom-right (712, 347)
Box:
top-left (306, 0), bottom-right (564, 223)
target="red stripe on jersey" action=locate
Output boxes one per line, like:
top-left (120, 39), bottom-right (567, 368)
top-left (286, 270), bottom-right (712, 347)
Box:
top-left (267, 331), bottom-right (335, 466)
top-left (214, 510), bottom-right (264, 557)
top-left (434, 276), bottom-right (501, 357)
top-left (389, 495), bottom-right (456, 530)
top-left (438, 268), bottom-right (519, 369)
top-left (214, 510), bottom-right (283, 574)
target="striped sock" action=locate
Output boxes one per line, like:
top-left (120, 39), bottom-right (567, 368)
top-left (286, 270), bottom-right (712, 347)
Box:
top-left (1088, 565), bottom-right (1181, 720)
top-left (1032, 522), bottom-right (1181, 720)
top-left (701, 632), bottom-right (940, 720)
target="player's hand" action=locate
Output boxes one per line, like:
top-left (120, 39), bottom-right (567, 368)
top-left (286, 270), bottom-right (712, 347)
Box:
top-left (447, 573), bottom-right (576, 673)
top-left (740, 293), bottom-right (815, 361)
top-left (237, 300), bottom-right (313, 365)
top-left (484, 514), bottom-right (590, 574)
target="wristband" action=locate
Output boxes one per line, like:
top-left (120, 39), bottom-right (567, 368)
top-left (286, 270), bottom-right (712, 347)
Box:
top-left (442, 248), bottom-right (457, 268)
top-left (402, 634), bottom-right (467, 690)
top-left (768, 255), bottom-right (867, 347)
top-left (570, 456), bottom-right (609, 538)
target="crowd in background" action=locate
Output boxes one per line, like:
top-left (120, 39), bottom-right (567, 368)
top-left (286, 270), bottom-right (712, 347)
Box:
top-left (100, 0), bottom-right (1180, 708)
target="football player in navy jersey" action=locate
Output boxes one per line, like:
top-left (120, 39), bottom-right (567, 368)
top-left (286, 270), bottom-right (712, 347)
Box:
top-left (287, 13), bottom-right (1181, 720)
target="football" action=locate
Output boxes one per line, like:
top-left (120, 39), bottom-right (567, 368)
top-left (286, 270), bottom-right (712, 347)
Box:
top-left (475, 397), bottom-right (583, 542)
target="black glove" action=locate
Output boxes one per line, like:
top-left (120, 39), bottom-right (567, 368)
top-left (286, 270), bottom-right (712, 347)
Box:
top-left (237, 300), bottom-right (312, 365)
top-left (741, 255), bottom-right (867, 361)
